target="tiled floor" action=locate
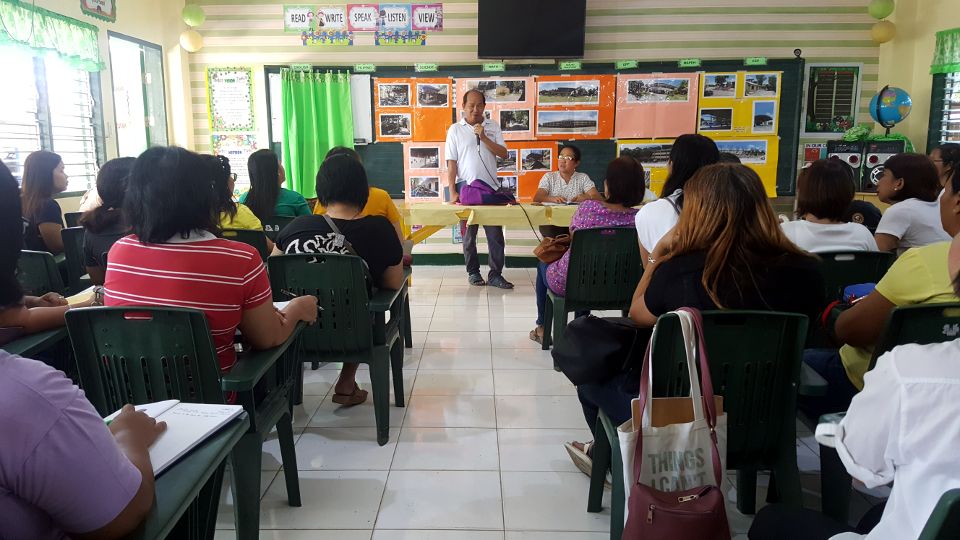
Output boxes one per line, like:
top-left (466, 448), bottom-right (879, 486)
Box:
top-left (214, 265), bottom-right (878, 539)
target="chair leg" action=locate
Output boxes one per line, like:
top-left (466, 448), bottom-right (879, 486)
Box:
top-left (402, 293), bottom-right (413, 349)
top-left (607, 425), bottom-right (625, 540)
top-left (276, 412), bottom-right (302, 507)
top-left (820, 445), bottom-right (852, 522)
top-left (542, 295), bottom-right (553, 351)
top-left (369, 353), bottom-right (391, 446)
top-left (230, 433), bottom-right (264, 540)
top-left (390, 339), bottom-right (405, 407)
top-left (551, 296), bottom-right (568, 371)
top-left (771, 458), bottom-right (802, 508)
top-left (736, 467), bottom-right (758, 515)
top-left (588, 417), bottom-right (610, 513)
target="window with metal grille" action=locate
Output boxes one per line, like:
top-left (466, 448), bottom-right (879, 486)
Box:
top-left (802, 64), bottom-right (862, 136)
top-left (932, 72), bottom-right (960, 146)
top-left (0, 47), bottom-right (103, 191)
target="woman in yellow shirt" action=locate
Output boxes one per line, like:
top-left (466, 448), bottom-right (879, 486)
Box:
top-left (209, 155), bottom-right (274, 252)
top-left (313, 147), bottom-right (406, 249)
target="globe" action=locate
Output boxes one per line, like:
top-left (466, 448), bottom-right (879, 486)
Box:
top-left (869, 86), bottom-right (912, 128)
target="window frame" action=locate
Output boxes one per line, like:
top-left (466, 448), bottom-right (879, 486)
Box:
top-left (800, 62), bottom-right (864, 138)
top-left (106, 31), bottom-right (168, 154)
top-left (0, 46), bottom-right (106, 193)
top-left (926, 72), bottom-right (960, 153)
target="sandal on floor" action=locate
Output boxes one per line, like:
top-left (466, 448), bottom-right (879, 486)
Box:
top-left (331, 384), bottom-right (368, 406)
top-left (529, 328), bottom-right (543, 344)
top-left (468, 273), bottom-right (486, 286)
top-left (564, 441), bottom-right (611, 488)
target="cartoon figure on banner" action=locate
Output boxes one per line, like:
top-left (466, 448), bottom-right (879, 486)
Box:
top-left (302, 29), bottom-right (354, 46)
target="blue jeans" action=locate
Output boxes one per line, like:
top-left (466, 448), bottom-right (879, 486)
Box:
top-left (797, 348), bottom-right (860, 419)
top-left (577, 372), bottom-right (635, 437)
top-left (535, 261), bottom-right (587, 326)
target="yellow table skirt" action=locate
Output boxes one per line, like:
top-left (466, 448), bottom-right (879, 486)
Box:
top-left (400, 203), bottom-right (581, 243)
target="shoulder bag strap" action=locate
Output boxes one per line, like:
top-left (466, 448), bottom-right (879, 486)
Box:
top-left (677, 307), bottom-right (723, 488)
top-left (320, 214), bottom-right (374, 282)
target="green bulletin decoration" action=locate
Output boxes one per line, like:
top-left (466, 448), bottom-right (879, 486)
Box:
top-left (354, 63), bottom-right (377, 72)
top-left (678, 58), bottom-right (702, 68)
top-left (615, 60), bottom-right (639, 70)
top-left (558, 61), bottom-right (582, 71)
top-left (80, 0), bottom-right (116, 23)
top-left (206, 67), bottom-right (256, 132)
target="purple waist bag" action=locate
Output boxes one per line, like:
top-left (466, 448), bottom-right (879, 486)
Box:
top-left (459, 180), bottom-right (516, 206)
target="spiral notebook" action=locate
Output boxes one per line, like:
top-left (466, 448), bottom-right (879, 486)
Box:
top-left (104, 400), bottom-right (244, 475)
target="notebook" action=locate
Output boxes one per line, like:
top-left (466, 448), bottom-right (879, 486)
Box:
top-left (104, 400), bottom-right (244, 475)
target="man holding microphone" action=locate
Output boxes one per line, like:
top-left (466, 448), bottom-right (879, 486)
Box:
top-left (444, 88), bottom-right (514, 289)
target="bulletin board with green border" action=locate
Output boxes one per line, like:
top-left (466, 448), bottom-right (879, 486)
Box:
top-left (263, 59), bottom-right (805, 198)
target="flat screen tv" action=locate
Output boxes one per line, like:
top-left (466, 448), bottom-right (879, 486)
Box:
top-left (477, 0), bottom-right (587, 59)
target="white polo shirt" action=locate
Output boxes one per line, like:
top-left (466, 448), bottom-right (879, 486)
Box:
top-left (444, 117), bottom-right (504, 189)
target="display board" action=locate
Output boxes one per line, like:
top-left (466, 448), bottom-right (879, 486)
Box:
top-left (455, 76), bottom-right (536, 141)
top-left (207, 67), bottom-right (257, 194)
top-left (403, 141), bottom-right (445, 202)
top-left (534, 75), bottom-right (615, 140)
top-left (374, 76), bottom-right (454, 142)
top-left (615, 73), bottom-right (699, 139)
top-left (502, 141), bottom-right (558, 201)
top-left (266, 59), bottom-right (804, 199)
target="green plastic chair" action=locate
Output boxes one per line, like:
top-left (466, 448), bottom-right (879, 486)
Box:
top-left (818, 302), bottom-right (960, 523)
top-left (588, 410), bottom-right (625, 540)
top-left (64, 211), bottom-right (82, 228)
top-left (542, 227), bottom-right (642, 350)
top-left (64, 306), bottom-right (304, 540)
top-left (589, 310), bottom-right (809, 519)
top-left (17, 250), bottom-right (66, 296)
top-left (220, 228), bottom-right (271, 261)
top-left (60, 226), bottom-right (92, 294)
top-left (262, 215), bottom-right (295, 241)
top-left (919, 489), bottom-right (960, 540)
top-left (268, 253), bottom-right (406, 446)
top-left (817, 251), bottom-right (895, 301)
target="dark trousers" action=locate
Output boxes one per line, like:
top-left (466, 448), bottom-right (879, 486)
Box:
top-left (797, 348), bottom-right (860, 419)
top-left (577, 372), bottom-right (635, 437)
top-left (749, 502), bottom-right (886, 539)
top-left (535, 261), bottom-right (587, 326)
top-left (463, 224), bottom-right (505, 279)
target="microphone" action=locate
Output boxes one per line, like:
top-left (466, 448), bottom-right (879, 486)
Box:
top-left (474, 124), bottom-right (481, 147)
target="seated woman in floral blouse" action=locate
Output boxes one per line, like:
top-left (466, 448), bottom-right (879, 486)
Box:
top-left (530, 156), bottom-right (646, 344)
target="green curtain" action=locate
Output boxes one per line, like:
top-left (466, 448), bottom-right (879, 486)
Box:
top-left (0, 0), bottom-right (103, 71)
top-left (931, 28), bottom-right (960, 74)
top-left (281, 70), bottom-right (354, 198)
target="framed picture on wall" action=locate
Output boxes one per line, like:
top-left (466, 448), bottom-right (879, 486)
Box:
top-left (801, 64), bottom-right (863, 136)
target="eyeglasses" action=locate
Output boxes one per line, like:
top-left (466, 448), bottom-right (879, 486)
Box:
top-left (229, 173), bottom-right (238, 181)
top-left (558, 156), bottom-right (576, 161)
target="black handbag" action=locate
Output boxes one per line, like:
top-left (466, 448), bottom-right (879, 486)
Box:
top-left (552, 315), bottom-right (648, 386)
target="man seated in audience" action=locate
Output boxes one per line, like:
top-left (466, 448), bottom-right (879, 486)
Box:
top-left (749, 228), bottom-right (960, 540)
top-left (566, 163), bottom-right (826, 474)
top-left (782, 159), bottom-right (877, 253)
top-left (275, 152), bottom-right (404, 406)
top-left (79, 157), bottom-right (135, 285)
top-left (104, 146), bottom-right (317, 376)
top-left (0, 162), bottom-right (81, 346)
top-left (0, 163), bottom-right (166, 539)
top-left (800, 161), bottom-right (960, 418)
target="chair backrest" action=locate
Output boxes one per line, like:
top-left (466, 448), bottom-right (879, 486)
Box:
top-left (650, 310), bottom-right (809, 469)
top-left (64, 307), bottom-right (224, 416)
top-left (919, 489), bottom-right (960, 540)
top-left (817, 251), bottom-right (895, 300)
top-left (868, 302), bottom-right (960, 371)
top-left (268, 253), bottom-right (373, 355)
top-left (220, 228), bottom-right (270, 261)
top-left (17, 250), bottom-right (65, 296)
top-left (60, 226), bottom-right (87, 292)
top-left (64, 211), bottom-right (82, 228)
top-left (262, 215), bottom-right (295, 241)
top-left (564, 227), bottom-right (642, 310)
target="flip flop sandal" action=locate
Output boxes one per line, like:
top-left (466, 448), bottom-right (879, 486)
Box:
top-left (529, 328), bottom-right (543, 344)
top-left (468, 273), bottom-right (486, 286)
top-left (331, 385), bottom-right (368, 406)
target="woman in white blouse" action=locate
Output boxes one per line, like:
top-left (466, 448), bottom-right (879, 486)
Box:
top-left (873, 153), bottom-right (949, 254)
top-left (533, 144), bottom-right (601, 204)
top-left (782, 159), bottom-right (877, 253)
top-left (748, 230), bottom-right (960, 539)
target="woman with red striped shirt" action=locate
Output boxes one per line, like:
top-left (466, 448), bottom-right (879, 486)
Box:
top-left (104, 146), bottom-right (317, 373)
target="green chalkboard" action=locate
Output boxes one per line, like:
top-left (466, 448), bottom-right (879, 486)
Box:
top-left (265, 58), bottom-right (805, 198)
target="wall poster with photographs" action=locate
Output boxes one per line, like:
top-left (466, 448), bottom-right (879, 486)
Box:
top-left (697, 71), bottom-right (783, 138)
top-left (412, 77), bottom-right (454, 141)
top-left (533, 75), bottom-right (615, 140)
top-left (616, 139), bottom-right (673, 196)
top-left (714, 137), bottom-right (779, 196)
top-left (503, 140), bottom-right (558, 201)
top-left (403, 141), bottom-right (446, 203)
top-left (614, 73), bottom-right (699, 138)
top-left (455, 77), bottom-right (535, 141)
